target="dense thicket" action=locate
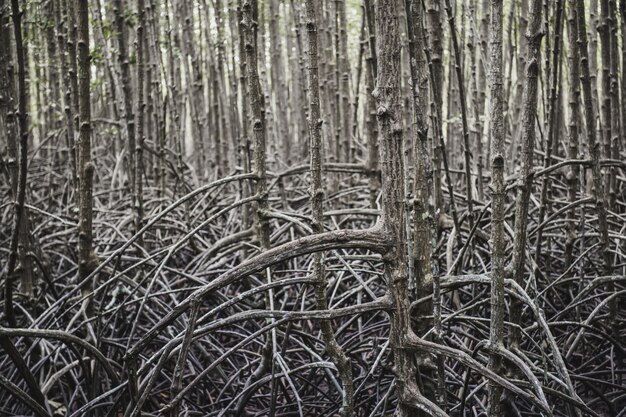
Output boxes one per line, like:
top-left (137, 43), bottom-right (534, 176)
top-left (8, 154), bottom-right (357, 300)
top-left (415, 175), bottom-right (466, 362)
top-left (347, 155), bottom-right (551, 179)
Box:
top-left (0, 0), bottom-right (624, 416)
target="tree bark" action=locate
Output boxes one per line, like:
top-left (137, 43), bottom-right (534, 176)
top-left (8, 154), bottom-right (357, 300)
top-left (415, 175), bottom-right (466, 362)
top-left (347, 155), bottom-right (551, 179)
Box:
top-left (76, 0), bottom-right (98, 316)
top-left (573, 0), bottom-right (612, 276)
top-left (509, 0), bottom-right (543, 349)
top-left (4, 0), bottom-right (34, 325)
top-left (425, 0), bottom-right (444, 215)
top-left (376, 1), bottom-right (433, 415)
top-left (564, 0), bottom-right (581, 267)
top-left (114, 0), bottom-right (136, 191)
top-left (304, 3), bottom-right (355, 414)
top-left (486, 1), bottom-right (506, 415)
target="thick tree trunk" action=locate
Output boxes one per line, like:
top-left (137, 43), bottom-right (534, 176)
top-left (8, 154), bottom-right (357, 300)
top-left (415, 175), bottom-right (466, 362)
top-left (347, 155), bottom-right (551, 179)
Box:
top-left (375, 1), bottom-right (444, 415)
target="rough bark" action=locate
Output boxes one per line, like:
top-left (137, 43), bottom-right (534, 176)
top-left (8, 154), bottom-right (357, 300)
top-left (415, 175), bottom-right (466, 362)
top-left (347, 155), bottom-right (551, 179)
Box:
top-left (487, 0), bottom-right (506, 415)
top-left (534, 0), bottom-right (564, 276)
top-left (405, 0), bottom-right (441, 409)
top-left (564, 0), bottom-right (581, 267)
top-left (574, 0), bottom-right (613, 276)
top-left (444, 0), bottom-right (474, 229)
top-left (135, 0), bottom-right (146, 248)
top-left (114, 0), bottom-right (136, 190)
top-left (76, 0), bottom-right (98, 315)
top-left (375, 1), bottom-right (438, 415)
top-left (4, 0), bottom-right (33, 325)
top-left (269, 0), bottom-right (290, 164)
top-left (425, 0), bottom-right (444, 215)
top-left (509, 0), bottom-right (543, 349)
top-left (234, 1), bottom-right (273, 413)
top-left (364, 0), bottom-right (380, 208)
top-left (304, 2), bottom-right (354, 414)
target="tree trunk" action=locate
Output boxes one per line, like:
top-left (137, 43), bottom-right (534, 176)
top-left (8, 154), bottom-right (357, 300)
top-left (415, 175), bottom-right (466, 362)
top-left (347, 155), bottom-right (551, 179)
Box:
top-left (375, 1), bottom-right (442, 415)
top-left (304, 2), bottom-right (355, 414)
top-left (509, 0), bottom-right (543, 349)
top-left (487, 1), bottom-right (506, 415)
top-left (76, 0), bottom-right (97, 316)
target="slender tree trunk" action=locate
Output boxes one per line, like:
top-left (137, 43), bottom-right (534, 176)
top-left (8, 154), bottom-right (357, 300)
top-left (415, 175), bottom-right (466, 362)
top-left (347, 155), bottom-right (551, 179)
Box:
top-left (304, 3), bottom-right (355, 414)
top-left (364, 0), bottom-right (379, 208)
top-left (564, 0), bottom-right (581, 267)
top-left (574, 0), bottom-right (613, 276)
top-left (486, 1), bottom-right (505, 415)
top-left (608, 0), bottom-right (620, 208)
top-left (233, 2), bottom-right (273, 413)
top-left (135, 0), bottom-right (146, 248)
top-left (405, 0), bottom-right (442, 409)
top-left (599, 0), bottom-right (612, 164)
top-left (426, 0), bottom-right (445, 218)
top-left (43, 0), bottom-right (60, 166)
top-left (534, 0), bottom-right (564, 276)
top-left (444, 0), bottom-right (474, 230)
top-left (4, 0), bottom-right (33, 326)
top-left (509, 0), bottom-right (543, 349)
top-left (57, 0), bottom-right (77, 184)
top-left (114, 0), bottom-right (136, 193)
top-left (617, 0), bottom-right (626, 161)
top-left (574, 0), bottom-right (618, 381)
top-left (337, 0), bottom-right (351, 163)
top-left (478, 0), bottom-right (489, 161)
top-left (76, 0), bottom-right (97, 316)
top-left (0, 0), bottom-right (17, 195)
top-left (269, 0), bottom-right (290, 165)
top-left (468, 0), bottom-right (485, 201)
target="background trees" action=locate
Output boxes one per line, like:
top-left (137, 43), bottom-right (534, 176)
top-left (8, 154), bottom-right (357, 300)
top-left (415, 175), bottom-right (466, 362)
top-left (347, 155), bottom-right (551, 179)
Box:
top-left (0, 0), bottom-right (624, 416)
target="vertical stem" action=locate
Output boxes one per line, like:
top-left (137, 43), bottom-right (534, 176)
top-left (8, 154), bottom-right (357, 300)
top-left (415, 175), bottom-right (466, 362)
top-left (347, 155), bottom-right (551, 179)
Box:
top-left (468, 0), bottom-right (485, 201)
top-left (364, 0), bottom-right (379, 208)
top-left (57, 0), bottom-right (77, 184)
top-left (269, 0), bottom-right (290, 165)
top-left (564, 0), bottom-right (580, 267)
top-left (534, 0), bottom-right (564, 276)
top-left (574, 0), bottom-right (616, 372)
top-left (599, 0), bottom-right (612, 162)
top-left (0, 0), bottom-right (17, 194)
top-left (444, 0), bottom-right (474, 230)
top-left (135, 0), bottom-right (146, 248)
top-left (405, 0), bottom-right (442, 408)
top-left (114, 0), bottom-right (136, 193)
top-left (608, 0), bottom-right (619, 209)
top-left (234, 2), bottom-right (273, 413)
top-left (426, 0), bottom-right (444, 215)
top-left (76, 0), bottom-right (97, 314)
top-left (509, 0), bottom-right (543, 349)
top-left (304, 3), bottom-right (355, 414)
top-left (574, 0), bottom-right (613, 276)
top-left (487, 0), bottom-right (505, 415)
top-left (337, 0), bottom-right (351, 162)
top-left (5, 0), bottom-right (30, 326)
top-left (375, 1), bottom-right (424, 415)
